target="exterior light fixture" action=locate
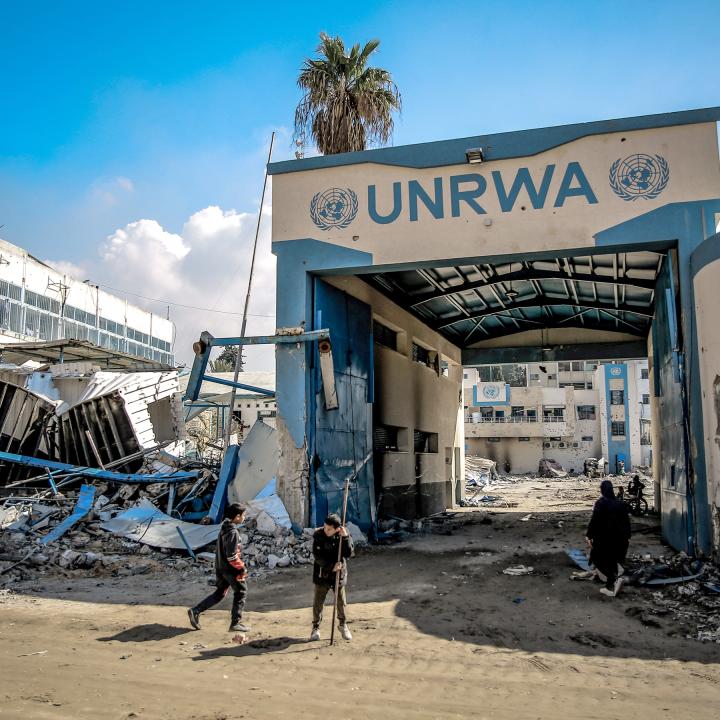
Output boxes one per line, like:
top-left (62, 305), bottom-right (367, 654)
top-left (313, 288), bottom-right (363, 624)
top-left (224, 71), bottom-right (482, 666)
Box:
top-left (505, 288), bottom-right (518, 300)
top-left (465, 147), bottom-right (485, 164)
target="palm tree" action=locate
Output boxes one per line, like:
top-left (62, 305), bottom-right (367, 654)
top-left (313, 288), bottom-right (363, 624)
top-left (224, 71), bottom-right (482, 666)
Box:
top-left (294, 33), bottom-right (401, 155)
top-left (209, 345), bottom-right (238, 373)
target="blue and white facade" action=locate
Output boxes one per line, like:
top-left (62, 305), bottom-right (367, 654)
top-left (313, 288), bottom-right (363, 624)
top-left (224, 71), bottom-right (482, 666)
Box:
top-left (269, 107), bottom-right (720, 558)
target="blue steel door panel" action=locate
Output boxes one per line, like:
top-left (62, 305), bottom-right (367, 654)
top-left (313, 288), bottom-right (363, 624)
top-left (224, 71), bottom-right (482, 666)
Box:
top-left (653, 254), bottom-right (690, 553)
top-left (312, 280), bottom-right (375, 535)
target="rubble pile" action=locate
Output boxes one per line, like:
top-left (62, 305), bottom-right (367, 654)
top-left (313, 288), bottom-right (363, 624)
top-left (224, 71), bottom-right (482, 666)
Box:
top-left (624, 551), bottom-right (720, 644)
top-left (0, 482), bottom-right (369, 588)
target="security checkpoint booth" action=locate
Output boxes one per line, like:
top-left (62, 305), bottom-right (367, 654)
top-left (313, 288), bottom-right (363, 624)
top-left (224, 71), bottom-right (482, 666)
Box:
top-left (268, 107), bottom-right (720, 559)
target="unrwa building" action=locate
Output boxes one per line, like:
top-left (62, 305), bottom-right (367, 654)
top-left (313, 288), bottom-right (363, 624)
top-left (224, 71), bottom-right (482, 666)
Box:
top-left (268, 107), bottom-right (720, 559)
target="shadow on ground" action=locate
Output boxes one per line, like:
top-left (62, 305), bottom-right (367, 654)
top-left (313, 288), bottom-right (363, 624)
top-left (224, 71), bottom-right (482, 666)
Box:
top-left (192, 636), bottom-right (312, 659)
top-left (13, 509), bottom-right (719, 665)
top-left (97, 623), bottom-right (193, 642)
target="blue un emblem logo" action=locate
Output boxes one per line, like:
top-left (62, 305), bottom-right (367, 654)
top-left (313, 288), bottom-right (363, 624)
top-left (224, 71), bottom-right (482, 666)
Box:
top-left (609, 153), bottom-right (670, 201)
top-left (310, 187), bottom-right (358, 230)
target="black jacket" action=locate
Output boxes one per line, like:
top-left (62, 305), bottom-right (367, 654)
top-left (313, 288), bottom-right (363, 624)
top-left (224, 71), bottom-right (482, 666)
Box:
top-left (215, 519), bottom-right (247, 579)
top-left (312, 528), bottom-right (353, 588)
top-left (587, 496), bottom-right (631, 547)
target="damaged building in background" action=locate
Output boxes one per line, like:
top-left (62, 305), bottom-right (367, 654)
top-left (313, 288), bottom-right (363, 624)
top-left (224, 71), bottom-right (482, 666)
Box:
top-left (0, 238), bottom-right (174, 365)
top-left (0, 339), bottom-right (186, 483)
top-left (464, 359), bottom-right (652, 474)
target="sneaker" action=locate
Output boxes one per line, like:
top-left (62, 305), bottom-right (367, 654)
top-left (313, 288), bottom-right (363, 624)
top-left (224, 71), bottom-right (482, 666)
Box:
top-left (339, 624), bottom-right (352, 641)
top-left (599, 587), bottom-right (616, 598)
top-left (229, 621), bottom-right (251, 633)
top-left (310, 627), bottom-right (321, 642)
top-left (613, 577), bottom-right (624, 596)
top-left (188, 608), bottom-right (201, 630)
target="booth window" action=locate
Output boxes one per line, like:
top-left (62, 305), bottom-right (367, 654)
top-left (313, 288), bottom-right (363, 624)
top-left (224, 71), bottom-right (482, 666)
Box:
top-left (414, 429), bottom-right (438, 453)
top-left (374, 322), bottom-right (398, 351)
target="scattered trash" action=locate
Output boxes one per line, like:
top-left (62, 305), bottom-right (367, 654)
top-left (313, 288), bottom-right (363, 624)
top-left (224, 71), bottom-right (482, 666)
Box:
top-left (697, 628), bottom-right (720, 643)
top-left (100, 499), bottom-right (221, 551)
top-left (503, 565), bottom-right (534, 576)
top-left (566, 548), bottom-right (591, 572)
top-left (520, 513), bottom-right (532, 522)
top-left (40, 485), bottom-right (95, 545)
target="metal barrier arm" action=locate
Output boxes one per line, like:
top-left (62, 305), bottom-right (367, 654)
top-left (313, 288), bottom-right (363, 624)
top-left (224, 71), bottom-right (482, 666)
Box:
top-left (184, 328), bottom-right (337, 410)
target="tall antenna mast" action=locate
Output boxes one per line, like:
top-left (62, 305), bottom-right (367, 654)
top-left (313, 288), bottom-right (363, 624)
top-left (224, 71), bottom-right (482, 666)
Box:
top-left (223, 131), bottom-right (275, 451)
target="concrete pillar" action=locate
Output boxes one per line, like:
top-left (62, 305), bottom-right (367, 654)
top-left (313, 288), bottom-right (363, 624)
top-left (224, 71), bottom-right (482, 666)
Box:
top-left (272, 239), bottom-right (372, 531)
top-left (692, 234), bottom-right (720, 560)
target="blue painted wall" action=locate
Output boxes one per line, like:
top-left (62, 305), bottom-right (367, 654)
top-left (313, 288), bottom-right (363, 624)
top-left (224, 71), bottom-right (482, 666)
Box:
top-left (603, 364), bottom-right (632, 474)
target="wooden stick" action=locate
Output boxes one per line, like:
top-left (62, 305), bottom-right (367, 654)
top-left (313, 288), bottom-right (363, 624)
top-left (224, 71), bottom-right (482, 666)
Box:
top-left (329, 477), bottom-right (351, 646)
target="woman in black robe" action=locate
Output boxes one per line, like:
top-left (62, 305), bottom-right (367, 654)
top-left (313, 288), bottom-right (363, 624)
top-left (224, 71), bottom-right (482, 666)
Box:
top-left (586, 480), bottom-right (631, 596)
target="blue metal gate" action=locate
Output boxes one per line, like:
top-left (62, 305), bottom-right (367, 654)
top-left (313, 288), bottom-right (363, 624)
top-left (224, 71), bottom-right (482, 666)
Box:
top-left (310, 280), bottom-right (376, 535)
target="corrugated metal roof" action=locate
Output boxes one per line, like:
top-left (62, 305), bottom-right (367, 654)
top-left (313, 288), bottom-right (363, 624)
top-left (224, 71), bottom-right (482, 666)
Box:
top-left (364, 250), bottom-right (664, 346)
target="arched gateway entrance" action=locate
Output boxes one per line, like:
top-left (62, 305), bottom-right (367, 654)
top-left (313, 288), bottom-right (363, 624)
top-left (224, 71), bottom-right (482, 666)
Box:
top-left (269, 108), bottom-right (720, 558)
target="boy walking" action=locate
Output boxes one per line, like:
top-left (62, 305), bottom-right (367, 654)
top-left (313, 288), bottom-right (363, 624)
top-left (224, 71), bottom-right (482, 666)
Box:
top-left (310, 513), bottom-right (354, 641)
top-left (188, 503), bottom-right (251, 632)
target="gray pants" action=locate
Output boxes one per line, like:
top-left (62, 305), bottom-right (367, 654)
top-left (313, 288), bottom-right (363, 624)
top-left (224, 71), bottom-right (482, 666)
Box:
top-left (312, 583), bottom-right (347, 627)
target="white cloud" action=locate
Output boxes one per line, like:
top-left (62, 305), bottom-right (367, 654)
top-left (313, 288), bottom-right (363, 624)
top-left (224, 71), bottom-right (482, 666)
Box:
top-left (45, 258), bottom-right (88, 279)
top-left (89, 176), bottom-right (136, 206)
top-left (116, 176), bottom-right (134, 192)
top-left (51, 203), bottom-right (277, 370)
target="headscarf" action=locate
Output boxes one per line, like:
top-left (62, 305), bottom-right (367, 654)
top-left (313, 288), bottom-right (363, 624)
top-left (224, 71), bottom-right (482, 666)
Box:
top-left (600, 479), bottom-right (615, 499)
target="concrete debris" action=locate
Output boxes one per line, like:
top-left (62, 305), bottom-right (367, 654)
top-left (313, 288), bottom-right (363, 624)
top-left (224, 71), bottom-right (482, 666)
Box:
top-left (227, 420), bottom-right (278, 504)
top-left (0, 476), bottom-right (314, 588)
top-left (459, 495), bottom-right (505, 507)
top-left (583, 457), bottom-right (607, 478)
top-left (346, 521), bottom-right (368, 545)
top-left (255, 511), bottom-right (279, 534)
top-left (538, 458), bottom-right (568, 478)
top-left (465, 456), bottom-right (499, 487)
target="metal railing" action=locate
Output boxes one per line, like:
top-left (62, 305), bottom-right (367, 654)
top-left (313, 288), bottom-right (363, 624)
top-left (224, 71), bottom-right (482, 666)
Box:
top-left (465, 415), bottom-right (566, 424)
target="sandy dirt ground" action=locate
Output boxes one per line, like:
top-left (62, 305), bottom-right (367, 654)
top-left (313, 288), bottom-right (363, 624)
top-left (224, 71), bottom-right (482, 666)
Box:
top-left (1, 478), bottom-right (719, 720)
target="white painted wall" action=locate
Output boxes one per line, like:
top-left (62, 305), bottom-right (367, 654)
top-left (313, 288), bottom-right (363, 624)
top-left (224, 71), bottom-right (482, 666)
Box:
top-left (694, 258), bottom-right (720, 555)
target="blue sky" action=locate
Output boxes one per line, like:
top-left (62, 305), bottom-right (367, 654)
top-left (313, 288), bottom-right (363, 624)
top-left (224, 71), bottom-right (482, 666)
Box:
top-left (1, 0), bottom-right (718, 365)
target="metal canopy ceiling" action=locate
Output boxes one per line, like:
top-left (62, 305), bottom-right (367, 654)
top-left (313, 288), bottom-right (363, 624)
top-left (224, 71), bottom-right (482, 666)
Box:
top-left (363, 250), bottom-right (665, 347)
